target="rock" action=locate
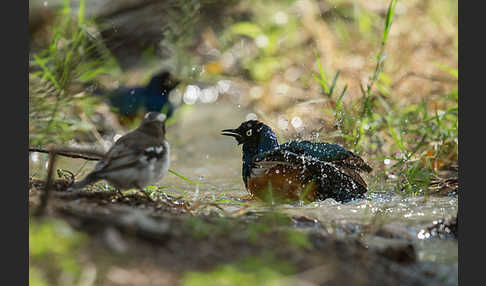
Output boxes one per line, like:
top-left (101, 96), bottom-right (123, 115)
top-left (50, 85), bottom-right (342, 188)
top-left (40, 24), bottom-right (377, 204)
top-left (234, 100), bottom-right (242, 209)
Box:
top-left (420, 216), bottom-right (458, 239)
top-left (378, 243), bottom-right (417, 264)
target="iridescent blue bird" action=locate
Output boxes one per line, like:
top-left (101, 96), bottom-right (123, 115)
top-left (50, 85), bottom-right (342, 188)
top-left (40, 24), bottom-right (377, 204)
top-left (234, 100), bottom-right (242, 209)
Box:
top-left (91, 71), bottom-right (180, 122)
top-left (222, 120), bottom-right (372, 203)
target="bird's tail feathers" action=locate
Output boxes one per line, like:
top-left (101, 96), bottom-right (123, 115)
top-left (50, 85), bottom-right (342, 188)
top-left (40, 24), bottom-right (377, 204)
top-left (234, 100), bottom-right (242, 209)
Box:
top-left (68, 172), bottom-right (100, 191)
top-left (82, 81), bottom-right (107, 96)
top-left (339, 153), bottom-right (373, 173)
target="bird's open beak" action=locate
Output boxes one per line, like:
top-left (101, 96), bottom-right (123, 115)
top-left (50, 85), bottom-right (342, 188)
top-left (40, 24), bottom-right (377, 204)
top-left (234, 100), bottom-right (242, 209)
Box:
top-left (221, 129), bottom-right (243, 144)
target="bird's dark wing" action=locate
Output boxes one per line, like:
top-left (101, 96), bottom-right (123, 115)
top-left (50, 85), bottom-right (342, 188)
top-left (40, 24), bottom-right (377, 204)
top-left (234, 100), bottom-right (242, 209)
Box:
top-left (253, 148), bottom-right (367, 202)
top-left (279, 141), bottom-right (350, 161)
top-left (279, 141), bottom-right (372, 173)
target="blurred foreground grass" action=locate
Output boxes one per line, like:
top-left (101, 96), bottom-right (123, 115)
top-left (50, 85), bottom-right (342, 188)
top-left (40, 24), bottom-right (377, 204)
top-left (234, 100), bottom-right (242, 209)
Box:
top-left (182, 255), bottom-right (295, 286)
top-left (29, 219), bottom-right (87, 286)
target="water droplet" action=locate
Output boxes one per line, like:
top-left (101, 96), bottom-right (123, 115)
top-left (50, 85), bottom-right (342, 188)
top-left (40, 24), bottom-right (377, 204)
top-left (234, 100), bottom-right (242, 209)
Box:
top-left (169, 89), bottom-right (182, 105)
top-left (200, 87), bottom-right (219, 103)
top-left (217, 80), bottom-right (232, 93)
top-left (274, 11), bottom-right (288, 25)
top-left (291, 117), bottom-right (304, 130)
top-left (246, 113), bottom-right (258, 121)
top-left (275, 83), bottom-right (290, 95)
top-left (183, 85), bottom-right (200, 104)
top-left (255, 34), bottom-right (269, 48)
top-left (278, 116), bottom-right (289, 130)
top-left (31, 152), bottom-right (39, 163)
top-left (249, 86), bottom-right (264, 99)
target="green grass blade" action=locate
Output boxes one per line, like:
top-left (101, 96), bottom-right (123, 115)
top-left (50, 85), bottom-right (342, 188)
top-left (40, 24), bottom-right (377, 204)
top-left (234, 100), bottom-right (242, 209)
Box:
top-left (168, 169), bottom-right (200, 186)
top-left (387, 121), bottom-right (405, 151)
top-left (434, 62), bottom-right (458, 78)
top-left (382, 0), bottom-right (398, 45)
top-left (336, 84), bottom-right (347, 110)
top-left (313, 51), bottom-right (329, 94)
top-left (328, 71), bottom-right (340, 98)
top-left (77, 0), bottom-right (85, 24)
top-left (33, 55), bottom-right (61, 90)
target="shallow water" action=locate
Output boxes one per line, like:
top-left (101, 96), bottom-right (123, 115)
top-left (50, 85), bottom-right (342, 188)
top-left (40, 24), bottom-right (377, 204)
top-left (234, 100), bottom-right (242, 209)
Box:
top-left (29, 101), bottom-right (458, 266)
top-left (170, 102), bottom-right (457, 265)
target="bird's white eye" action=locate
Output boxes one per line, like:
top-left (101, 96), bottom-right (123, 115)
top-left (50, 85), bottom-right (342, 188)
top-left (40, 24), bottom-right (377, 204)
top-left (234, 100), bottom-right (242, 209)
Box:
top-left (246, 129), bottom-right (252, 136)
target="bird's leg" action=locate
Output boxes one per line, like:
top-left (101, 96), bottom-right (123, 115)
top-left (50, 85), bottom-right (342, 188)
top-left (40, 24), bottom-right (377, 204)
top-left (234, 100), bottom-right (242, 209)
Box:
top-left (161, 192), bottom-right (172, 201)
top-left (159, 192), bottom-right (178, 206)
top-left (141, 190), bottom-right (154, 202)
top-left (116, 189), bottom-right (125, 199)
top-left (138, 187), bottom-right (154, 202)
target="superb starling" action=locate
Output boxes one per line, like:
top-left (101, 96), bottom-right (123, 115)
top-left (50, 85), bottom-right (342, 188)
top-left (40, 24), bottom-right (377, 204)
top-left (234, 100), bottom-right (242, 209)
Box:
top-left (92, 71), bottom-right (180, 121)
top-left (70, 112), bottom-right (170, 199)
top-left (222, 120), bottom-right (372, 203)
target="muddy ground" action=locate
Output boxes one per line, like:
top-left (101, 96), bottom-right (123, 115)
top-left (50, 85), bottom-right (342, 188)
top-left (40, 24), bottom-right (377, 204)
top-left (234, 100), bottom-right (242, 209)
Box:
top-left (29, 177), bottom-right (457, 286)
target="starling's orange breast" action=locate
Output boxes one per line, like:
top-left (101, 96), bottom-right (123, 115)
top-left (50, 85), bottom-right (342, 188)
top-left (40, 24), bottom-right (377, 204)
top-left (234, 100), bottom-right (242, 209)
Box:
top-left (247, 164), bottom-right (319, 202)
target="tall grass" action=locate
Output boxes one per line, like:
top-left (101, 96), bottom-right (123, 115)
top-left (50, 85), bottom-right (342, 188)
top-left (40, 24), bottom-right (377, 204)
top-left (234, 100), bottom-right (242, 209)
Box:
top-left (313, 0), bottom-right (458, 195)
top-left (29, 0), bottom-right (118, 146)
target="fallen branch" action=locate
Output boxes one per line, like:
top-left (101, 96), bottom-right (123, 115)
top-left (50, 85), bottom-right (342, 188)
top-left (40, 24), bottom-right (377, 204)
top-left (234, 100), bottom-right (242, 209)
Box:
top-left (29, 147), bottom-right (103, 161)
top-left (31, 146), bottom-right (105, 216)
top-left (54, 190), bottom-right (119, 200)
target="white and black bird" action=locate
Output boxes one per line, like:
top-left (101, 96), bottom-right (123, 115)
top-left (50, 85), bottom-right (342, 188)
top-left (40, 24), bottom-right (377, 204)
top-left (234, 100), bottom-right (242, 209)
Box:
top-left (70, 112), bottom-right (170, 200)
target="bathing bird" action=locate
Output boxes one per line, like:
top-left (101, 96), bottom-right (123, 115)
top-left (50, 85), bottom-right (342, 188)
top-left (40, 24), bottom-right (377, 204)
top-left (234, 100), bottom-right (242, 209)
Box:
top-left (222, 120), bottom-right (372, 203)
top-left (70, 112), bottom-right (170, 200)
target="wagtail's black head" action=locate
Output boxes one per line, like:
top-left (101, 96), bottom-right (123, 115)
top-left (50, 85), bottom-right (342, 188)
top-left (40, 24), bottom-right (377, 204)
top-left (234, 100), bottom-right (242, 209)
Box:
top-left (221, 120), bottom-right (266, 145)
top-left (148, 71), bottom-right (181, 92)
top-left (139, 112), bottom-right (167, 137)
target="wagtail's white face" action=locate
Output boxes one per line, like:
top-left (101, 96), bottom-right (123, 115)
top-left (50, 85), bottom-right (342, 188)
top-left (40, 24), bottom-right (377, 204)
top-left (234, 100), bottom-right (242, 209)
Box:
top-left (156, 113), bottom-right (167, 122)
top-left (144, 112), bottom-right (167, 123)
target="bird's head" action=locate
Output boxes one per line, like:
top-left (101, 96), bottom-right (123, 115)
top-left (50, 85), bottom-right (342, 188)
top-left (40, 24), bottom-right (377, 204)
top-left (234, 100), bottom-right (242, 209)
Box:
top-left (221, 120), bottom-right (266, 145)
top-left (139, 112), bottom-right (167, 137)
top-left (147, 71), bottom-right (181, 93)
top-left (142, 111), bottom-right (167, 123)
top-left (222, 120), bottom-right (279, 185)
top-left (222, 120), bottom-right (278, 151)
